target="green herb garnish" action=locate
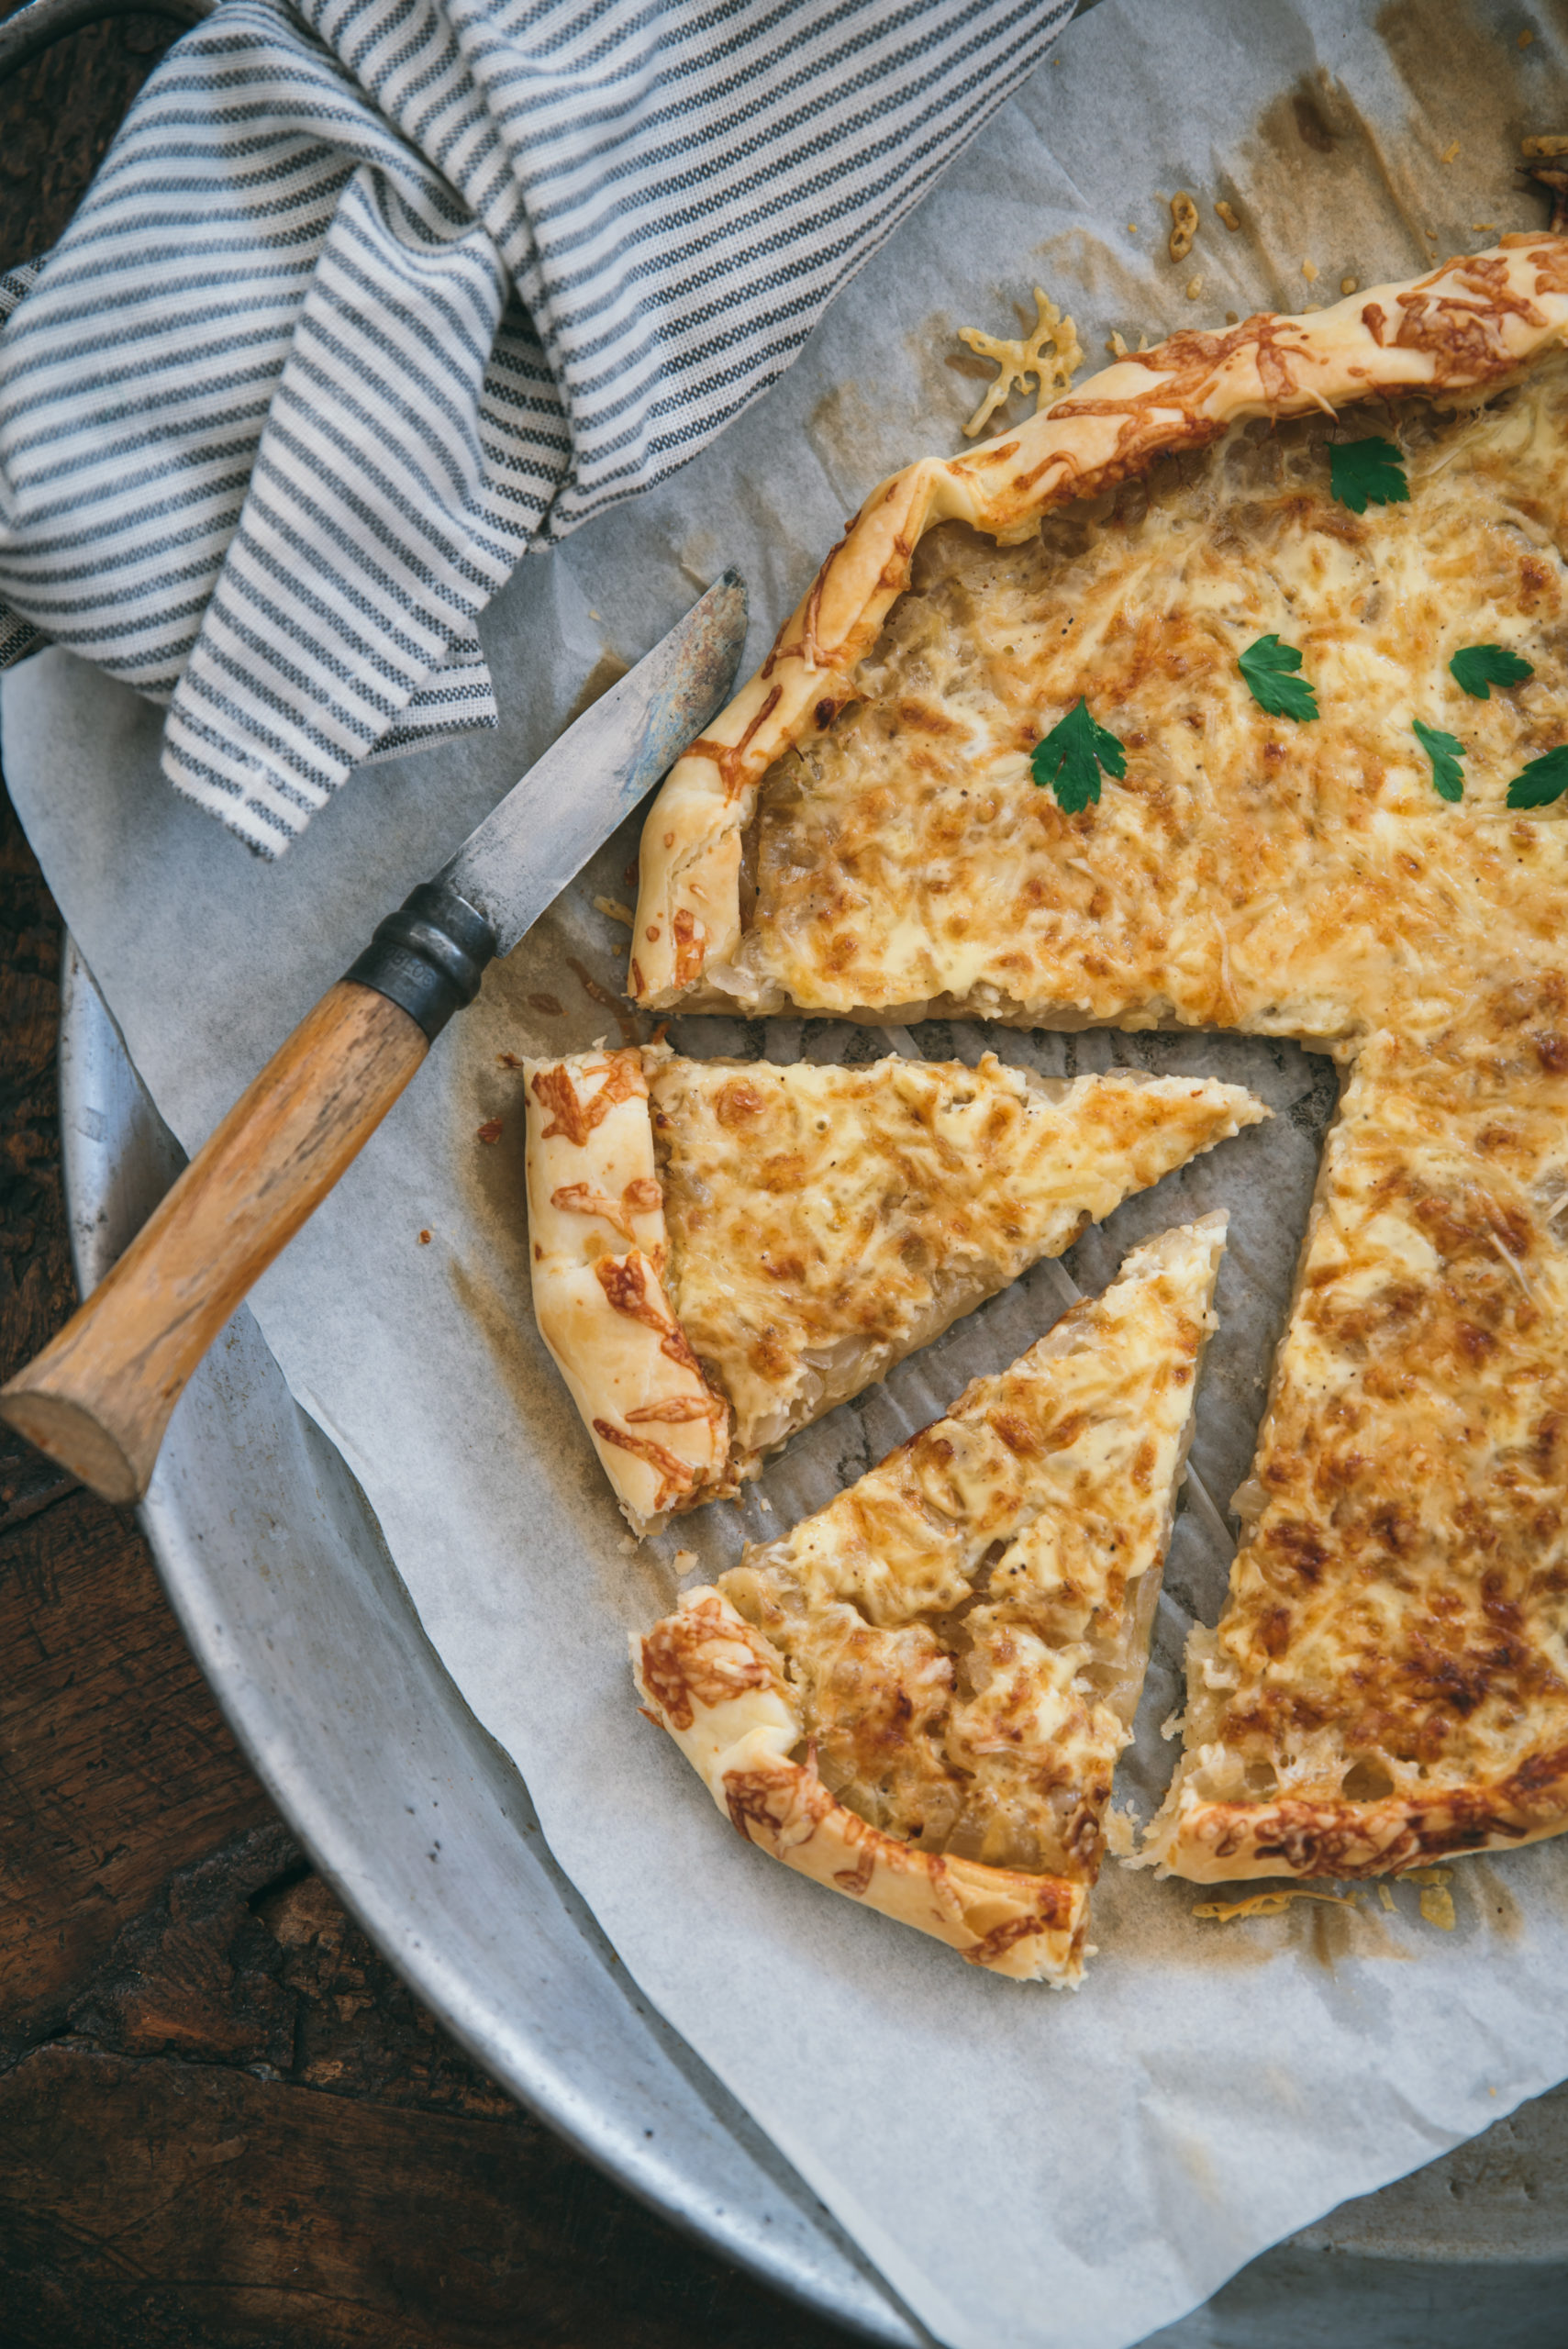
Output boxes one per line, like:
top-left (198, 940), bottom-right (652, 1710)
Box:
top-left (1030, 697), bottom-right (1127, 814)
top-left (1507, 744), bottom-right (1568, 810)
top-left (1413, 718), bottom-right (1465, 802)
top-left (1450, 643), bottom-right (1534, 700)
top-left (1328, 436), bottom-right (1410, 515)
top-left (1238, 634), bottom-right (1319, 722)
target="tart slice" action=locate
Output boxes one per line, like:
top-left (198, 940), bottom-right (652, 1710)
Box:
top-left (526, 1042), bottom-right (1262, 1531)
top-left (633, 1216), bottom-right (1227, 1982)
top-left (1146, 1003), bottom-right (1568, 1883)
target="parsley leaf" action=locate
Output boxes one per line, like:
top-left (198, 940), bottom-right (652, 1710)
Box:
top-left (1030, 697), bottom-right (1127, 813)
top-left (1238, 634), bottom-right (1319, 722)
top-left (1328, 436), bottom-right (1410, 514)
top-left (1507, 744), bottom-right (1568, 810)
top-left (1450, 643), bottom-right (1535, 700)
top-left (1413, 718), bottom-right (1464, 802)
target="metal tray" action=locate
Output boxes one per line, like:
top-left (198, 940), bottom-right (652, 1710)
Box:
top-left (59, 939), bottom-right (1568, 2349)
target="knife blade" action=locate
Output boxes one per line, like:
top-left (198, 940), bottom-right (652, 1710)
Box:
top-left (0, 573), bottom-right (750, 1504)
top-left (440, 568), bottom-right (746, 958)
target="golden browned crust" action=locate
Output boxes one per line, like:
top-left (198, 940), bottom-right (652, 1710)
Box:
top-left (633, 1586), bottom-right (1087, 1981)
top-left (1160, 1757), bottom-right (1568, 1886)
top-left (523, 1047), bottom-right (732, 1536)
top-left (630, 238), bottom-right (1568, 1011)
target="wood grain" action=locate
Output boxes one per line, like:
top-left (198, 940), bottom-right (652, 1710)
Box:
top-left (0, 790), bottom-right (851, 2346)
top-left (2, 981), bottom-right (428, 1500)
top-left (0, 54), bottom-right (849, 2305)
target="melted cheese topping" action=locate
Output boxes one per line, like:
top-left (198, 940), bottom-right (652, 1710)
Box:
top-left (734, 355), bottom-right (1568, 1047)
top-left (717, 1219), bottom-right (1225, 1884)
top-left (651, 1050), bottom-right (1262, 1461)
top-left (1150, 993), bottom-right (1568, 1879)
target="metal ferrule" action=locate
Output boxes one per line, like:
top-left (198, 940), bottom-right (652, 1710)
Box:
top-left (342, 881), bottom-right (497, 1041)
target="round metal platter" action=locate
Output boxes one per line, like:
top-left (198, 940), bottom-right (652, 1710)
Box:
top-left (58, 940), bottom-right (1568, 2349)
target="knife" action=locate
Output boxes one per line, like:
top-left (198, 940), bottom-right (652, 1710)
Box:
top-left (0, 572), bottom-right (748, 1505)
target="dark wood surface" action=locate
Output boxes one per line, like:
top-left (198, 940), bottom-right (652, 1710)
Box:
top-left (0, 21), bottom-right (850, 2345)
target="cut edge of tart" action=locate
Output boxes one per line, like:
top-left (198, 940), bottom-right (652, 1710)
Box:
top-left (525, 1042), bottom-right (1262, 1533)
top-left (633, 1215), bottom-right (1227, 1982)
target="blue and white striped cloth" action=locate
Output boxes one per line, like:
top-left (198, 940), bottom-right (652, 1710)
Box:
top-left (0, 0), bottom-right (1071, 853)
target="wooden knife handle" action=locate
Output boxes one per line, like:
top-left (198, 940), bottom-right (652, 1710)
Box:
top-left (0, 981), bottom-right (428, 1504)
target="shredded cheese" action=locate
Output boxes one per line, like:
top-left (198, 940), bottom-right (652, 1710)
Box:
top-left (1194, 1888), bottom-right (1353, 1922)
top-left (956, 287), bottom-right (1084, 439)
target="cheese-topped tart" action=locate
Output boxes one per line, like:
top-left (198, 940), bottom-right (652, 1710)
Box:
top-left (635, 1217), bottom-right (1226, 1981)
top-left (525, 1043), bottom-right (1262, 1532)
top-left (1145, 991), bottom-right (1568, 1882)
top-left (626, 234), bottom-right (1568, 1888)
top-left (629, 238), bottom-right (1568, 1046)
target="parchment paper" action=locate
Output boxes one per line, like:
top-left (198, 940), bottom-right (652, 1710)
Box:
top-left (9, 5), bottom-right (1568, 2343)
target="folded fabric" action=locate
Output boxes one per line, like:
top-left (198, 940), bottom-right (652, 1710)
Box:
top-left (0, 0), bottom-right (1071, 854)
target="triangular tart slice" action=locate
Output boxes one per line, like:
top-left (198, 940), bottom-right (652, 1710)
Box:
top-left (526, 1041), bottom-right (1261, 1531)
top-left (633, 1216), bottom-right (1226, 1982)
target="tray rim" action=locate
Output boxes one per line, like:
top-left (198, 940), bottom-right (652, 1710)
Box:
top-left (51, 930), bottom-right (1568, 2349)
top-left (56, 933), bottom-right (922, 2349)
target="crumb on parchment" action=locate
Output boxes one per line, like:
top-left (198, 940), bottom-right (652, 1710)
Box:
top-left (1301, 259), bottom-right (1318, 282)
top-left (1441, 139), bottom-right (1461, 163)
top-left (1103, 1803), bottom-right (1138, 1859)
top-left (594, 896), bottom-right (636, 929)
top-left (1169, 191), bottom-right (1198, 262)
top-left (1341, 275), bottom-right (1358, 295)
top-left (1195, 1864), bottom-right (1459, 1932)
top-left (956, 287), bottom-right (1083, 438)
top-left (1185, 276), bottom-right (1202, 301)
top-left (1215, 199), bottom-right (1240, 232)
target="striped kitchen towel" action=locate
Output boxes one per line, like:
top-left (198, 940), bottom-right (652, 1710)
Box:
top-left (0, 0), bottom-right (1072, 855)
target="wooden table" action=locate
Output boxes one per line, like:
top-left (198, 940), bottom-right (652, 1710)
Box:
top-left (0, 20), bottom-right (849, 2341)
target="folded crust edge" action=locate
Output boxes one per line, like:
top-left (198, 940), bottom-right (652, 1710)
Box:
top-left (634, 1586), bottom-right (1089, 1983)
top-left (1144, 1754), bottom-right (1568, 1883)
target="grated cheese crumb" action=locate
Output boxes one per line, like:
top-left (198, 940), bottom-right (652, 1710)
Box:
top-left (1185, 275), bottom-right (1203, 302)
top-left (1169, 192), bottom-right (1199, 263)
top-left (1522, 135), bottom-right (1568, 158)
top-left (1103, 1802), bottom-right (1138, 1859)
top-left (1128, 222), bottom-right (1139, 235)
top-left (1301, 259), bottom-right (1319, 283)
top-left (1473, 223), bottom-right (1497, 234)
top-left (956, 286), bottom-right (1084, 439)
top-left (1378, 1882), bottom-right (1396, 1910)
top-left (1215, 199), bottom-right (1241, 233)
top-left (1225, 310), bottom-right (1240, 325)
top-left (1340, 275), bottom-right (1359, 295)
top-left (594, 896), bottom-right (636, 929)
top-left (1194, 1888), bottom-right (1353, 1922)
top-left (1420, 1887), bottom-right (1457, 1930)
top-left (1107, 329), bottom-right (1130, 359)
top-left (1520, 28), bottom-right (1535, 47)
top-left (1440, 139), bottom-right (1461, 164)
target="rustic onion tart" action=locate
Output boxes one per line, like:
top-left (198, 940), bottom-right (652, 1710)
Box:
top-left (634, 1218), bottom-right (1226, 1981)
top-left (525, 1042), bottom-right (1261, 1532)
top-left (627, 233), bottom-right (1568, 1894)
